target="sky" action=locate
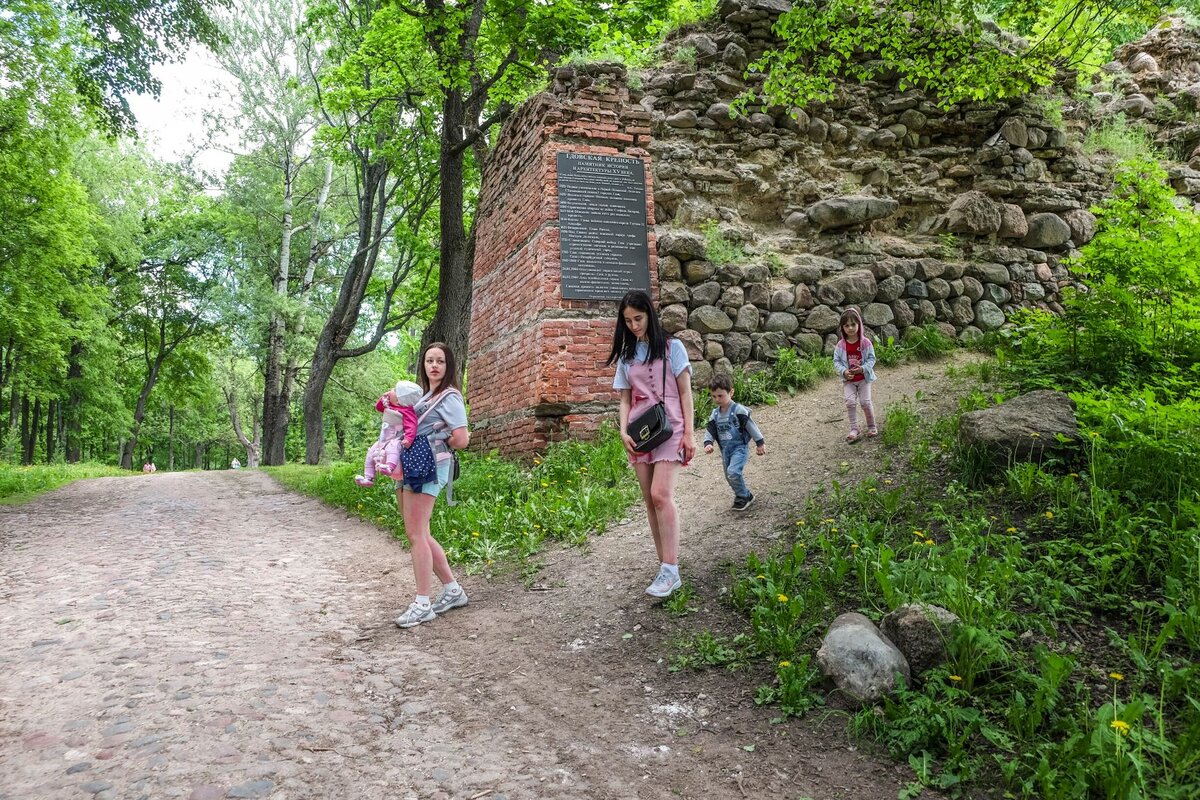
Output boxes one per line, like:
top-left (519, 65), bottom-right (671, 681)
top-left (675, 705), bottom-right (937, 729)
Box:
top-left (126, 47), bottom-right (237, 179)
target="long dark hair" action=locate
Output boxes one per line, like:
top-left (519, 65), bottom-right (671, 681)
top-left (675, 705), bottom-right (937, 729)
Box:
top-left (606, 290), bottom-right (667, 366)
top-left (417, 342), bottom-right (461, 397)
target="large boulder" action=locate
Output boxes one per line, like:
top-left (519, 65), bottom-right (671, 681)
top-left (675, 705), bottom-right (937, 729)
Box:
top-left (998, 204), bottom-right (1029, 239)
top-left (1022, 213), bottom-right (1073, 249)
top-left (816, 613), bottom-right (911, 705)
top-left (688, 305), bottom-right (734, 334)
top-left (1062, 209), bottom-right (1097, 246)
top-left (804, 305), bottom-right (842, 334)
top-left (880, 604), bottom-right (961, 677)
top-left (807, 196), bottom-right (900, 231)
top-left (959, 390), bottom-right (1080, 467)
top-left (946, 191), bottom-right (1002, 236)
top-left (657, 230), bottom-right (707, 260)
top-left (817, 270), bottom-right (878, 306)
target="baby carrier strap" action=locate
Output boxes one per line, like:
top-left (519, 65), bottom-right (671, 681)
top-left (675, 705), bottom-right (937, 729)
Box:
top-left (415, 387), bottom-right (464, 506)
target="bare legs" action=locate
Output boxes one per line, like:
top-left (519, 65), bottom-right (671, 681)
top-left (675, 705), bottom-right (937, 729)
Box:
top-left (397, 486), bottom-right (454, 596)
top-left (633, 460), bottom-right (682, 564)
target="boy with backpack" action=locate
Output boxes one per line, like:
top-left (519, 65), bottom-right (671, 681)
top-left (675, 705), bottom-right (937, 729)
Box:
top-left (702, 374), bottom-right (767, 511)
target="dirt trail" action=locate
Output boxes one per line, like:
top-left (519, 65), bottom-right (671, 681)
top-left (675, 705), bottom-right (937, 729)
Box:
top-left (0, 358), bottom-right (974, 800)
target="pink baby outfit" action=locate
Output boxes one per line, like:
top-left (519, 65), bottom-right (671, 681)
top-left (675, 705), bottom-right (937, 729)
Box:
top-left (624, 346), bottom-right (688, 465)
top-left (362, 397), bottom-right (417, 482)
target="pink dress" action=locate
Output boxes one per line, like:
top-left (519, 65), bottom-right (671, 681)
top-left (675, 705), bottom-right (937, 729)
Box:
top-left (624, 348), bottom-right (688, 465)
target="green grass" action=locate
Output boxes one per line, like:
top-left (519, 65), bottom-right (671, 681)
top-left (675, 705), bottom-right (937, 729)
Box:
top-left (0, 462), bottom-right (129, 504)
top-left (266, 427), bottom-right (640, 573)
top-left (683, 375), bottom-right (1200, 798)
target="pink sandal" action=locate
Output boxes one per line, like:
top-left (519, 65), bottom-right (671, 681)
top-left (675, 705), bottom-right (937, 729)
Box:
top-left (846, 429), bottom-right (861, 443)
top-left (867, 427), bottom-right (879, 438)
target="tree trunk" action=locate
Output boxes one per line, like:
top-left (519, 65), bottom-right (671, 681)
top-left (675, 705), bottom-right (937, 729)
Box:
top-left (262, 157), bottom-right (297, 466)
top-left (226, 387), bottom-right (262, 468)
top-left (302, 159), bottom-right (390, 465)
top-left (195, 441), bottom-right (205, 469)
top-left (334, 416), bottom-right (346, 460)
top-left (65, 342), bottom-right (83, 463)
top-left (20, 396), bottom-right (31, 465)
top-left (168, 405), bottom-right (175, 470)
top-left (45, 399), bottom-right (56, 464)
top-left (422, 87), bottom-right (475, 368)
top-left (121, 356), bottom-right (166, 470)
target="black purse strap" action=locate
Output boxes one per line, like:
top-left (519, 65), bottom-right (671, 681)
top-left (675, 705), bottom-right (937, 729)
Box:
top-left (655, 339), bottom-right (669, 404)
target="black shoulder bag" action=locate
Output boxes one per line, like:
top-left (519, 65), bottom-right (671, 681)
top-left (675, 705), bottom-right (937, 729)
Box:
top-left (626, 346), bottom-right (675, 453)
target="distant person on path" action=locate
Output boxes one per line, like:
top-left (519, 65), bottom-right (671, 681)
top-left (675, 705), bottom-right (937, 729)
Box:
top-left (834, 307), bottom-right (878, 443)
top-left (608, 289), bottom-right (695, 599)
top-left (355, 380), bottom-right (422, 488)
top-left (231, 458), bottom-right (241, 469)
top-left (393, 342), bottom-right (470, 629)
top-left (702, 373), bottom-right (766, 511)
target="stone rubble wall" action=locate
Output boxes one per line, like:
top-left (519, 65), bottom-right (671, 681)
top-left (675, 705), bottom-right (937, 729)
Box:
top-left (542, 0), bottom-right (1200, 382)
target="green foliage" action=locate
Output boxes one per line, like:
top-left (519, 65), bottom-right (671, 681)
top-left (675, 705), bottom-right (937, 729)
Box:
top-left (701, 220), bottom-right (745, 266)
top-left (999, 160), bottom-right (1200, 394)
top-left (903, 325), bottom-right (958, 361)
top-left (1083, 114), bottom-right (1161, 161)
top-left (0, 462), bottom-right (128, 504)
top-left (570, 0), bottom-right (717, 68)
top-left (266, 427), bottom-right (639, 571)
top-left (748, 0), bottom-right (1166, 112)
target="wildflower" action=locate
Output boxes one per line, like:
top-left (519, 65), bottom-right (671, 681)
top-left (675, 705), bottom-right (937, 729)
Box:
top-left (540, 481), bottom-right (549, 488)
top-left (777, 594), bottom-right (789, 603)
top-left (868, 488), bottom-right (877, 493)
top-left (1044, 511), bottom-right (1054, 520)
top-left (1029, 432), bottom-right (1040, 438)
top-left (1069, 473), bottom-right (1079, 478)
top-left (949, 675), bottom-right (962, 682)
top-left (925, 539), bottom-right (934, 546)
top-left (471, 531), bottom-right (481, 538)
top-left (795, 520), bottom-right (805, 526)
top-left (831, 527), bottom-right (838, 533)
top-left (1110, 720), bottom-right (1130, 736)
top-left (823, 518), bottom-right (835, 524)
top-left (779, 660), bottom-right (792, 668)
top-left (1089, 431), bottom-right (1100, 438)
top-left (913, 530), bottom-right (923, 537)
top-left (884, 479), bottom-right (893, 485)
top-left (1109, 672), bottom-right (1124, 681)
top-left (756, 574), bottom-right (766, 580)
top-left (1006, 527), bottom-right (1018, 533)
top-left (851, 543), bottom-right (860, 550)
top-left (534, 457), bottom-right (543, 464)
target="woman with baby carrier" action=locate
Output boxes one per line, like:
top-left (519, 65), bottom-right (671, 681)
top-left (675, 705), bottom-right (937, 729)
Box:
top-left (392, 342), bottom-right (471, 629)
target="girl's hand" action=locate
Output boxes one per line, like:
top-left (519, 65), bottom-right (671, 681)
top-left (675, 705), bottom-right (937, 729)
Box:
top-left (621, 433), bottom-right (637, 456)
top-left (757, 444), bottom-right (767, 456)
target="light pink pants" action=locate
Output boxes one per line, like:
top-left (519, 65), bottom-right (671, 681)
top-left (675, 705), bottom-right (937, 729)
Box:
top-left (842, 380), bottom-right (875, 431)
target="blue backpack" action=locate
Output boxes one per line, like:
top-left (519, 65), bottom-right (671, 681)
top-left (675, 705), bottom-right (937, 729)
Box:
top-left (399, 435), bottom-right (437, 491)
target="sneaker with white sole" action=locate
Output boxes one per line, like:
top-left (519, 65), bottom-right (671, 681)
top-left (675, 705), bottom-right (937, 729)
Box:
top-left (394, 602), bottom-right (436, 628)
top-left (430, 587), bottom-right (469, 614)
top-left (645, 569), bottom-right (682, 598)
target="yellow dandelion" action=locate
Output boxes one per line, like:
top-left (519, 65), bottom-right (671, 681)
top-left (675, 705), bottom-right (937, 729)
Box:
top-left (779, 660), bottom-right (792, 668)
top-left (1109, 672), bottom-right (1124, 681)
top-left (1045, 511), bottom-right (1054, 519)
top-left (913, 530), bottom-right (923, 537)
top-left (540, 481), bottom-right (549, 488)
top-left (756, 574), bottom-right (766, 580)
top-left (534, 457), bottom-right (543, 464)
top-left (925, 539), bottom-right (935, 546)
top-left (1069, 473), bottom-right (1079, 478)
top-left (868, 488), bottom-right (877, 493)
top-left (1090, 431), bottom-right (1100, 438)
top-left (1006, 527), bottom-right (1018, 533)
top-left (824, 518), bottom-right (836, 524)
top-left (884, 479), bottom-right (893, 485)
top-left (831, 527), bottom-right (838, 533)
top-left (777, 594), bottom-right (789, 603)
top-left (795, 520), bottom-right (806, 526)
top-left (471, 531), bottom-right (481, 538)
top-left (1029, 432), bottom-right (1040, 438)
top-left (1110, 720), bottom-right (1130, 736)
top-left (948, 675), bottom-right (962, 682)
top-left (851, 543), bottom-right (860, 550)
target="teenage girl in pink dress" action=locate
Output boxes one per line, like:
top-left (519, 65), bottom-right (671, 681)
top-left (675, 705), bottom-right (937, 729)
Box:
top-left (607, 290), bottom-right (695, 598)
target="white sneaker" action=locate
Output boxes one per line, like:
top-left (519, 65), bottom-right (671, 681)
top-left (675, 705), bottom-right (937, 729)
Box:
top-left (645, 569), bottom-right (682, 598)
top-left (430, 587), bottom-right (469, 614)
top-left (394, 602), bottom-right (436, 628)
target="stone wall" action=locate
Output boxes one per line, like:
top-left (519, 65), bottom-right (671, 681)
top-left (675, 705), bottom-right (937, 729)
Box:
top-left (612, 1), bottom-right (1200, 380)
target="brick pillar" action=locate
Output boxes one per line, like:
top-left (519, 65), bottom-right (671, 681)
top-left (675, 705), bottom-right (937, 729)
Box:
top-left (468, 65), bottom-right (655, 458)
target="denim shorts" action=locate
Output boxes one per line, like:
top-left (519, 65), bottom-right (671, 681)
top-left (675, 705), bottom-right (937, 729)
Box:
top-left (414, 460), bottom-right (451, 497)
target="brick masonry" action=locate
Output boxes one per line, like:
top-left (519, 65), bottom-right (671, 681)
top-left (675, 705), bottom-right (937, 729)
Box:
top-left (468, 66), bottom-right (658, 457)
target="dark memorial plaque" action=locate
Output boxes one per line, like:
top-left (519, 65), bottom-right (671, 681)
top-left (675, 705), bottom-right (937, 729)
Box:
top-left (557, 152), bottom-right (651, 300)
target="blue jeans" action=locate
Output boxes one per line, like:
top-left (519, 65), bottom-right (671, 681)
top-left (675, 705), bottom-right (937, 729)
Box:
top-left (721, 443), bottom-right (750, 500)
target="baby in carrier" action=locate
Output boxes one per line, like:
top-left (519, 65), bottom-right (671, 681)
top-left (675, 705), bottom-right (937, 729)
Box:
top-left (355, 380), bottom-right (422, 487)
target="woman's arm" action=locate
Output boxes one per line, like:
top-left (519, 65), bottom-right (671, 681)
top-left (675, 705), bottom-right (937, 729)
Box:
top-left (447, 426), bottom-right (469, 451)
top-left (677, 371), bottom-right (696, 463)
top-left (619, 388), bottom-right (635, 455)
